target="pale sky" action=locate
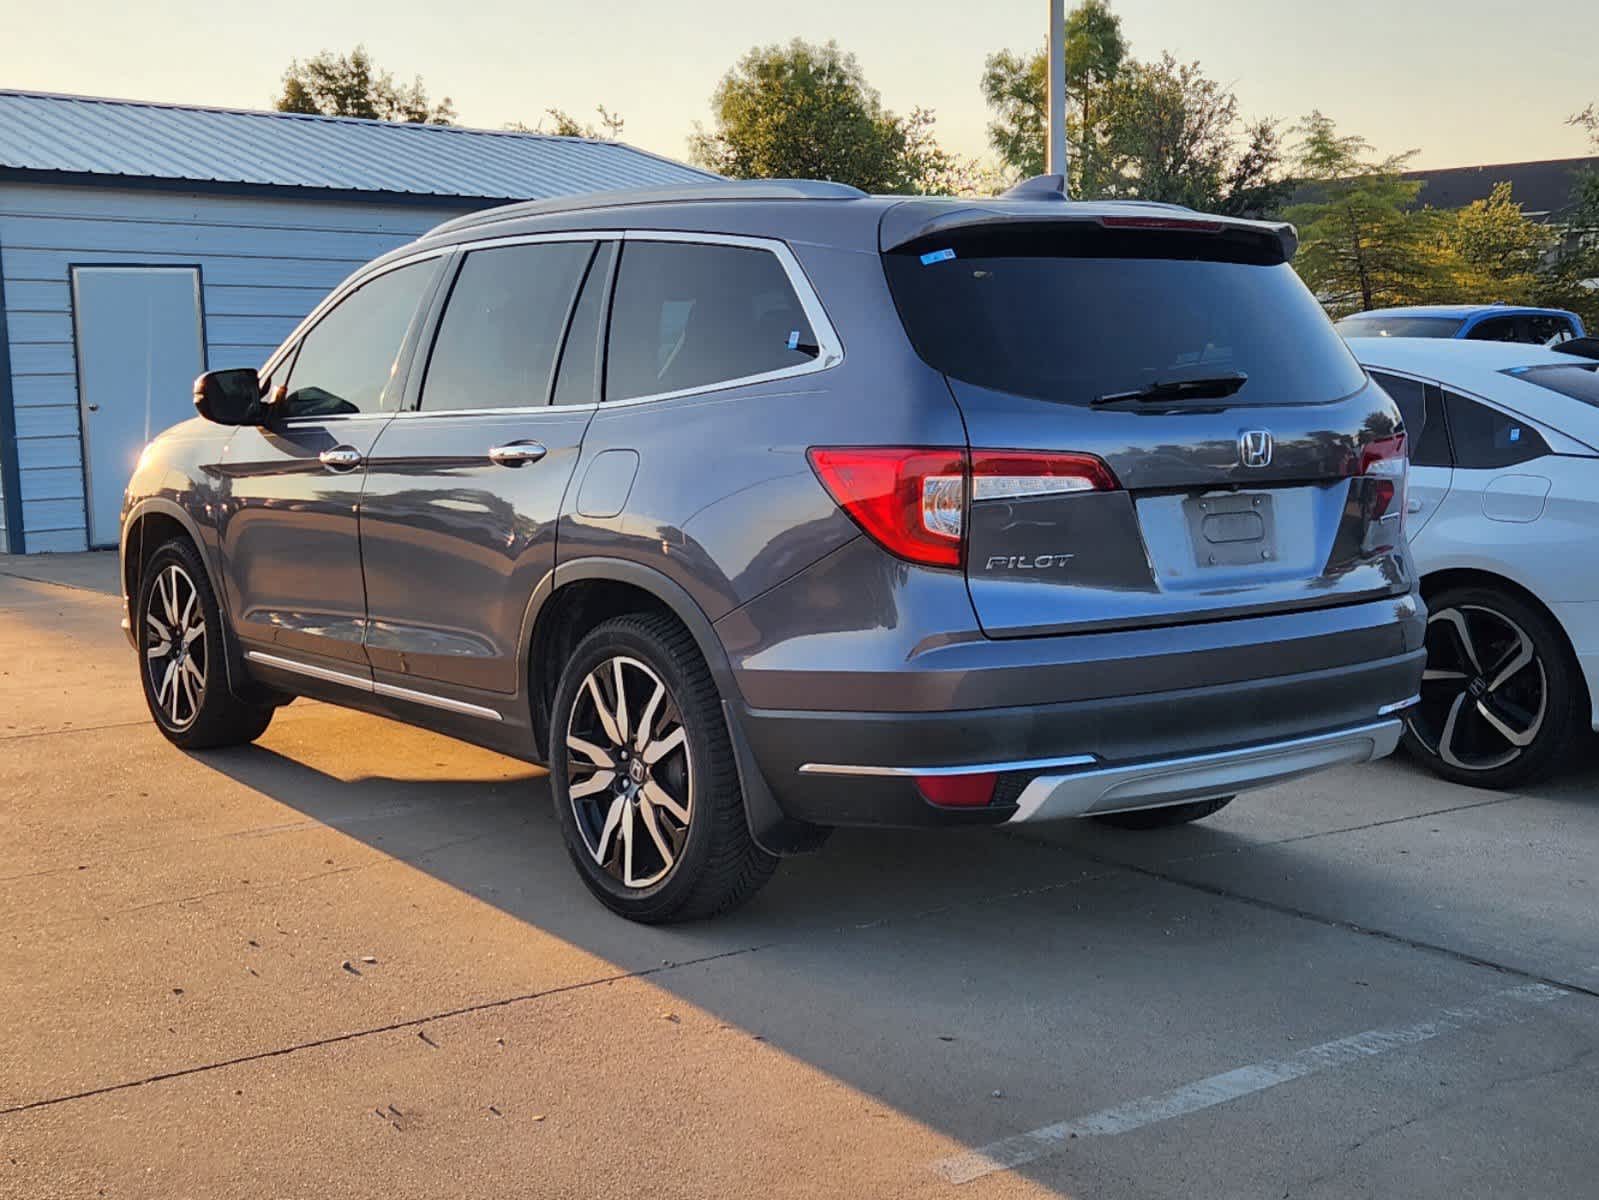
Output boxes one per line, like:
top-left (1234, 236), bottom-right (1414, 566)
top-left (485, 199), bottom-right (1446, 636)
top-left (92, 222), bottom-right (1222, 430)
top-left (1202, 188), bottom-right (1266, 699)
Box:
top-left (3, 0), bottom-right (1595, 172)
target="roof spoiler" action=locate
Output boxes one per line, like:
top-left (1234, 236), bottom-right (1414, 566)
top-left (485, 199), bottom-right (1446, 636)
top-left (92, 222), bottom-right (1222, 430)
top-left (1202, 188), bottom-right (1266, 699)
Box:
top-left (881, 181), bottom-right (1299, 264)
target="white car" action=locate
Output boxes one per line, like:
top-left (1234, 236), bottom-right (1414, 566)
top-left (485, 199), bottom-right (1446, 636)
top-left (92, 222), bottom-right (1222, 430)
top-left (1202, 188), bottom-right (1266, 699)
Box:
top-left (1347, 337), bottom-right (1599, 787)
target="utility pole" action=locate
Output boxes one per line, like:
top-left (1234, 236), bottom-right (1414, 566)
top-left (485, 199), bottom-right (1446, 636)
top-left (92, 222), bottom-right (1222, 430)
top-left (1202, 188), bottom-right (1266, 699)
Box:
top-left (1046, 0), bottom-right (1068, 194)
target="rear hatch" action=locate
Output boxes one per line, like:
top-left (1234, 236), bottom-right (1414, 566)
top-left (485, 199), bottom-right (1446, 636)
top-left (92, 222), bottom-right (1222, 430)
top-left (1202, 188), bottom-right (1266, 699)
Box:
top-left (882, 212), bottom-right (1410, 639)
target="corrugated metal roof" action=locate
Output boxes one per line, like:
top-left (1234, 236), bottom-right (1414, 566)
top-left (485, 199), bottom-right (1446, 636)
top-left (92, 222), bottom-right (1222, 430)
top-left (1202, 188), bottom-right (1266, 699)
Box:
top-left (0, 89), bottom-right (716, 201)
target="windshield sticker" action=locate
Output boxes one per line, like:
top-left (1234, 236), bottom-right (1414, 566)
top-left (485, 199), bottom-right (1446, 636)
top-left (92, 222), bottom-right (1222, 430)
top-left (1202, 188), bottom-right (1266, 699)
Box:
top-left (920, 248), bottom-right (957, 266)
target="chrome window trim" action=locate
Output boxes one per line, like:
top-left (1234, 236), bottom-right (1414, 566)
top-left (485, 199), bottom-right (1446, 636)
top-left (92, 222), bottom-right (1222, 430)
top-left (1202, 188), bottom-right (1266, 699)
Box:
top-left (797, 753), bottom-right (1099, 778)
top-left (244, 650), bottom-right (503, 722)
top-left (260, 228), bottom-right (844, 421)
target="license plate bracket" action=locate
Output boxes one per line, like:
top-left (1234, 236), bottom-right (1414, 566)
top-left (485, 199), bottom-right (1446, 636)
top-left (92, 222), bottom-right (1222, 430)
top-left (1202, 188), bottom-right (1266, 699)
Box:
top-left (1184, 492), bottom-right (1277, 567)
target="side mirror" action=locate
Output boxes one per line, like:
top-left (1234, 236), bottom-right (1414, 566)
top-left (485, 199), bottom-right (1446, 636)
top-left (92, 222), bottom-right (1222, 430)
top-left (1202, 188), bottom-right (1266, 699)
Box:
top-left (193, 368), bottom-right (263, 426)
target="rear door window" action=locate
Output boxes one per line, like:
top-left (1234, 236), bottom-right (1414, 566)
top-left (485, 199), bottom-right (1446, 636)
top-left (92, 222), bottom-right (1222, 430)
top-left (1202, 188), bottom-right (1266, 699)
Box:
top-left (884, 226), bottom-right (1367, 407)
top-left (552, 242), bottom-right (616, 407)
top-left (281, 261), bottom-right (438, 417)
top-left (420, 241), bottom-right (593, 412)
top-left (1444, 391), bottom-right (1550, 467)
top-left (1465, 316), bottom-right (1522, 343)
top-left (605, 241), bottom-right (819, 402)
top-left (1413, 385), bottom-right (1453, 468)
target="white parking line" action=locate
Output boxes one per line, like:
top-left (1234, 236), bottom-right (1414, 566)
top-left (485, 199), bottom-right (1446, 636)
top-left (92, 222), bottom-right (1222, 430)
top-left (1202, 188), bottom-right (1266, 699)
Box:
top-left (932, 982), bottom-right (1568, 1185)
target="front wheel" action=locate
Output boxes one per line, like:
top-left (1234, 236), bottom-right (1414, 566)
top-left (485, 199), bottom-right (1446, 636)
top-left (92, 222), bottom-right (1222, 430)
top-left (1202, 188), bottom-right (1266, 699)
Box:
top-left (136, 538), bottom-right (274, 749)
top-left (549, 613), bottom-right (777, 923)
top-left (1403, 585), bottom-right (1581, 789)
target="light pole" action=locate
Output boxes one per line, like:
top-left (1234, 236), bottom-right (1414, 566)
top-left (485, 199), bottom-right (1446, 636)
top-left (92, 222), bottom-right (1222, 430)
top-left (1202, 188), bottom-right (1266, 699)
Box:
top-left (1046, 0), bottom-right (1068, 194)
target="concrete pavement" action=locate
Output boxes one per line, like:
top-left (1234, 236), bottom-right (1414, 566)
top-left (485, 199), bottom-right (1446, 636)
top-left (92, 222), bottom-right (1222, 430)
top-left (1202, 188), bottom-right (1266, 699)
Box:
top-left (2, 552), bottom-right (1597, 1198)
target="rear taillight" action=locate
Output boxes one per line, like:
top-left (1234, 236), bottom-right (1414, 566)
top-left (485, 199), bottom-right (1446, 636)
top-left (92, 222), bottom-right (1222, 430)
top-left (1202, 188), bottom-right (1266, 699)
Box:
top-left (807, 446), bottom-right (1118, 568)
top-left (970, 450), bottom-right (1118, 500)
top-left (1358, 433), bottom-right (1409, 546)
top-left (806, 447), bottom-right (967, 567)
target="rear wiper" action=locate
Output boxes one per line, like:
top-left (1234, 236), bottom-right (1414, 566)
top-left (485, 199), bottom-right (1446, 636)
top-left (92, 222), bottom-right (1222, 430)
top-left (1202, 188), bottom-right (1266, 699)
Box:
top-left (1093, 372), bottom-right (1249, 406)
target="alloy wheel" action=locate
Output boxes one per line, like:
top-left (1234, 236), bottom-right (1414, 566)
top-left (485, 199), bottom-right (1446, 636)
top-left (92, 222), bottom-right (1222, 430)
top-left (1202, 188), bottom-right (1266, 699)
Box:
top-left (565, 655), bottom-right (693, 889)
top-left (1408, 603), bottom-right (1547, 773)
top-left (144, 564), bottom-right (207, 729)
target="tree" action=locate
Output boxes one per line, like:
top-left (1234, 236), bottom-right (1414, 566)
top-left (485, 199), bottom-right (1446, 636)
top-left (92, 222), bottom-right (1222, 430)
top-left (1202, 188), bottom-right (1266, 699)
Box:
top-left (981, 0), bottom-right (1125, 189)
top-left (1100, 53), bottom-right (1287, 215)
top-left (980, 5), bottom-right (1284, 212)
top-left (506, 107), bottom-right (626, 139)
top-left (1534, 105), bottom-right (1599, 329)
top-left (690, 39), bottom-right (955, 194)
top-left (1283, 112), bottom-right (1438, 315)
top-left (277, 46), bottom-right (455, 125)
top-left (1436, 182), bottom-right (1555, 303)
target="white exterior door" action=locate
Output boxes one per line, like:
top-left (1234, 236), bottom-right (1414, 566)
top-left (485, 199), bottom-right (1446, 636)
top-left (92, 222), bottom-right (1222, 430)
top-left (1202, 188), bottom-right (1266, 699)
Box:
top-left (71, 266), bottom-right (204, 547)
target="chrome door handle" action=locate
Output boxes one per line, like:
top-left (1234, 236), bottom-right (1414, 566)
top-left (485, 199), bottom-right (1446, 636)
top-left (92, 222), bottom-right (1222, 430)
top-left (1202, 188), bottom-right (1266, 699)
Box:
top-left (488, 441), bottom-right (548, 467)
top-left (318, 447), bottom-right (363, 470)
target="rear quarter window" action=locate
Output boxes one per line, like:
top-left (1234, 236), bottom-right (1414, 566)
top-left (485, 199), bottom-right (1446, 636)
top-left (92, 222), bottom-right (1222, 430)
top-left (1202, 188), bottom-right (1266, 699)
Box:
top-left (605, 241), bottom-right (819, 402)
top-left (1444, 391), bottom-right (1550, 468)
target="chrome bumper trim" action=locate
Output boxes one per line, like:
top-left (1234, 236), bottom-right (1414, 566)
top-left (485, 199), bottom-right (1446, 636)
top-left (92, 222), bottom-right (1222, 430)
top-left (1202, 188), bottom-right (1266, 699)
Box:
top-left (1007, 719), bottom-right (1403, 824)
top-left (797, 752), bottom-right (1099, 779)
top-left (1377, 693), bottom-right (1422, 716)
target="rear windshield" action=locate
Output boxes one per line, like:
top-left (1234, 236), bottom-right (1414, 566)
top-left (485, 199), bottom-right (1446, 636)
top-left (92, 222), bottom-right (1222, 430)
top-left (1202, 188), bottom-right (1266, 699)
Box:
top-left (1335, 315), bottom-right (1465, 339)
top-left (1503, 362), bottom-right (1599, 408)
top-left (884, 227), bottom-right (1367, 407)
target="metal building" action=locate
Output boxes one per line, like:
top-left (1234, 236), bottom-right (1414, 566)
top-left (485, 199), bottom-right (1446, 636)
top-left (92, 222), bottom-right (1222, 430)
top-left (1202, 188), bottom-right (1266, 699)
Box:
top-left (0, 89), bottom-right (713, 553)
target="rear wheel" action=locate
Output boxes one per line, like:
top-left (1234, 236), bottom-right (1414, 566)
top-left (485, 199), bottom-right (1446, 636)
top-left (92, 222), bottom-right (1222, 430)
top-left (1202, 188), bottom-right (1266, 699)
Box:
top-left (549, 613), bottom-right (777, 923)
top-left (1403, 584), bottom-right (1580, 789)
top-left (136, 538), bottom-right (273, 749)
top-left (1093, 795), bottom-right (1234, 830)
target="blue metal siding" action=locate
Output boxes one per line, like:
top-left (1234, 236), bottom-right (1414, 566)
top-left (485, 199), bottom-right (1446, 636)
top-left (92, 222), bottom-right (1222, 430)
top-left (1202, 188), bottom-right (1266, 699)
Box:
top-left (0, 181), bottom-right (477, 552)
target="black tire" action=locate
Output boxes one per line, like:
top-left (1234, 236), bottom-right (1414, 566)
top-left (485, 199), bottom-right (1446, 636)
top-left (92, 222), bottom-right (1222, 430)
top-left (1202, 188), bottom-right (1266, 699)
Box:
top-left (136, 538), bottom-right (274, 750)
top-left (1093, 795), bottom-right (1235, 830)
top-left (549, 612), bottom-right (777, 923)
top-left (1403, 584), bottom-right (1582, 790)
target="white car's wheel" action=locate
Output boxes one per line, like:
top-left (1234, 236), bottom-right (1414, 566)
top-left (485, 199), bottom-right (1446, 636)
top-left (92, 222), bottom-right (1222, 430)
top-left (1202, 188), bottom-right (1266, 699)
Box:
top-left (1404, 585), bottom-right (1583, 789)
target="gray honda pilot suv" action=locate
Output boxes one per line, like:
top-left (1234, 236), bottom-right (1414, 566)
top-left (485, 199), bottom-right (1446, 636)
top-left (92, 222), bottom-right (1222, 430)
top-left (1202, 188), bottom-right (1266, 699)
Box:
top-left (121, 177), bottom-right (1426, 922)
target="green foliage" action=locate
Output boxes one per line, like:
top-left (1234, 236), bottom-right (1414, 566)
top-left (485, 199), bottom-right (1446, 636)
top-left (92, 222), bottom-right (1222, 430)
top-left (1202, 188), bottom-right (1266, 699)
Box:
top-left (277, 46), bottom-right (454, 125)
top-left (1438, 182), bottom-right (1555, 302)
top-left (980, 4), bottom-right (1284, 212)
top-left (1534, 105), bottom-right (1599, 330)
top-left (1283, 112), bottom-right (1435, 315)
top-left (690, 39), bottom-right (955, 193)
top-left (507, 107), bottom-right (626, 139)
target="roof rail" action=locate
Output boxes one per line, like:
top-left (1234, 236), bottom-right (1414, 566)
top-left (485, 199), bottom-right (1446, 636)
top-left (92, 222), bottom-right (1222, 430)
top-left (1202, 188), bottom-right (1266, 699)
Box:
top-left (425, 178), bottom-right (869, 238)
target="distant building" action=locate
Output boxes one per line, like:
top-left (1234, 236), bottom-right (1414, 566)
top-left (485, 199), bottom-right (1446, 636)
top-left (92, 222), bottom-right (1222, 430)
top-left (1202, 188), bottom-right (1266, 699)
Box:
top-left (1400, 156), bottom-right (1599, 223)
top-left (0, 90), bottom-right (714, 554)
top-left (1288, 156), bottom-right (1599, 224)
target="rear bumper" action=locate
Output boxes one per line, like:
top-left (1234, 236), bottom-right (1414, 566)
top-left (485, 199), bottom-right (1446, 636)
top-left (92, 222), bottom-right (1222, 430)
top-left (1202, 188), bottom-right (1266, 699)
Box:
top-left (736, 647), bottom-right (1425, 829)
top-left (1007, 718), bottom-right (1402, 822)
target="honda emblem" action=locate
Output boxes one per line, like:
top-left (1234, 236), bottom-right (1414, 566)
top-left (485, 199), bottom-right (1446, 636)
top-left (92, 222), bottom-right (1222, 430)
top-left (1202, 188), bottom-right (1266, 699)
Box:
top-left (1239, 430), bottom-right (1273, 469)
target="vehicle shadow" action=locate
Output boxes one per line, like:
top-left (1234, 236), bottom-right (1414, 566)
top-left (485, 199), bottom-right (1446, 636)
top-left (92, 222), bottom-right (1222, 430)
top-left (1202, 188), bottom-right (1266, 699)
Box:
top-left (186, 726), bottom-right (1599, 1194)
